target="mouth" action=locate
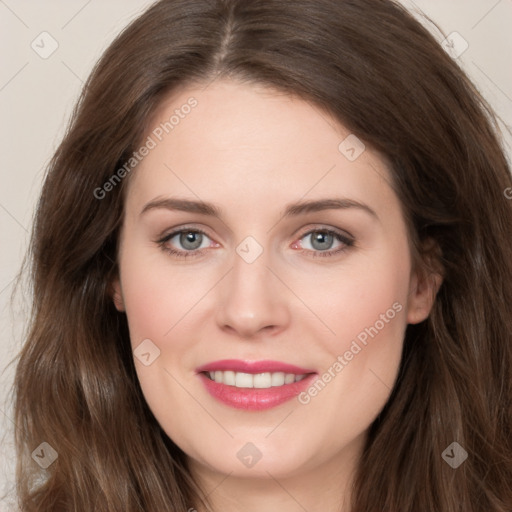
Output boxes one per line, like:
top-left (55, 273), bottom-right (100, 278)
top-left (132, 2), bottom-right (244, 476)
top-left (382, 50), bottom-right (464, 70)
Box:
top-left (196, 359), bottom-right (317, 410)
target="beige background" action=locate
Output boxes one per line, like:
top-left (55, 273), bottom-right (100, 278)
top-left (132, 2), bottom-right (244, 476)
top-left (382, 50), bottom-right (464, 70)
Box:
top-left (1, 0), bottom-right (511, 508)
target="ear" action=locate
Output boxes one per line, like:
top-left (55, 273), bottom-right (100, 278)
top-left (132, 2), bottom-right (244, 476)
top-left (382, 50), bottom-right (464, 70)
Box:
top-left (110, 276), bottom-right (125, 312)
top-left (406, 239), bottom-right (444, 324)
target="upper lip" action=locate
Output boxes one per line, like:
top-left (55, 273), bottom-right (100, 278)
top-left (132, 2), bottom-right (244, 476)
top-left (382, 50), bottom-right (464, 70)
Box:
top-left (196, 359), bottom-right (316, 375)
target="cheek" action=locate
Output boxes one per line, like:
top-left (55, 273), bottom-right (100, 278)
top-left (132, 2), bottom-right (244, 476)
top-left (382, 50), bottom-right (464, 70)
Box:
top-left (119, 249), bottom-right (210, 345)
top-left (335, 272), bottom-right (407, 361)
top-left (118, 251), bottom-right (206, 442)
top-left (296, 244), bottom-right (410, 413)
top-left (299, 246), bottom-right (410, 356)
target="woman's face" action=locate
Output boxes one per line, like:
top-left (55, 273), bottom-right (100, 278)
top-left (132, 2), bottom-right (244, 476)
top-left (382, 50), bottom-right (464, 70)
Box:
top-left (112, 79), bottom-right (437, 487)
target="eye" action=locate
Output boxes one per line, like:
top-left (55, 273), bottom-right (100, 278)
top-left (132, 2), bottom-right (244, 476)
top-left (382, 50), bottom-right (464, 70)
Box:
top-left (156, 226), bottom-right (354, 259)
top-left (156, 228), bottom-right (216, 258)
top-left (293, 228), bottom-right (354, 258)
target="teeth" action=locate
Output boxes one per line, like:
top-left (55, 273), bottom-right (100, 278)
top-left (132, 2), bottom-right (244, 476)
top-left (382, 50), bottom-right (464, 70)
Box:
top-left (254, 372), bottom-right (272, 388)
top-left (207, 371), bottom-right (308, 388)
top-left (235, 372), bottom-right (253, 388)
top-left (284, 373), bottom-right (295, 384)
top-left (271, 372), bottom-right (285, 386)
top-left (223, 370), bottom-right (235, 386)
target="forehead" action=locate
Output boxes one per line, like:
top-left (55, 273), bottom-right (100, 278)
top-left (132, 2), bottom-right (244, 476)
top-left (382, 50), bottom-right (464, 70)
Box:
top-left (125, 78), bottom-right (397, 219)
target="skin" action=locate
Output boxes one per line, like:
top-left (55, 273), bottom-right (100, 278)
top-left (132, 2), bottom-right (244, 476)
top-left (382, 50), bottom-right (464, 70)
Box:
top-left (112, 78), bottom-right (441, 512)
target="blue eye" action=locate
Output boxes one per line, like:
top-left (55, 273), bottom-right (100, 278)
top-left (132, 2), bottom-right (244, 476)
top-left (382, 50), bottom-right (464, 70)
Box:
top-left (297, 228), bottom-right (354, 258)
top-left (157, 228), bottom-right (212, 258)
top-left (156, 226), bottom-right (354, 259)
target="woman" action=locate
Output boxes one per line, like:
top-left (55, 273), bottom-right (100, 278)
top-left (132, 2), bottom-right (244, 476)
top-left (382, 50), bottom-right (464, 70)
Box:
top-left (13, 0), bottom-right (512, 510)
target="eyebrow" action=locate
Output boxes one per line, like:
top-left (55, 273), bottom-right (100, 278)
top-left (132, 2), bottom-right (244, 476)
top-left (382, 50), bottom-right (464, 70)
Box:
top-left (140, 197), bottom-right (378, 220)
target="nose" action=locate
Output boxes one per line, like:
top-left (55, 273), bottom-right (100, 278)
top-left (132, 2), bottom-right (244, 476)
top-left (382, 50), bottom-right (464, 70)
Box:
top-left (215, 246), bottom-right (291, 339)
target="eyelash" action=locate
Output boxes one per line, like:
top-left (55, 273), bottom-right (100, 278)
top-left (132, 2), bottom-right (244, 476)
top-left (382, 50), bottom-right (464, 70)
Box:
top-left (156, 226), bottom-right (355, 259)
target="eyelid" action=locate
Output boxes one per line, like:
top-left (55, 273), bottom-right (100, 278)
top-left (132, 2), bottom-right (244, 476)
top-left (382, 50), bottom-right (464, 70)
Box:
top-left (158, 225), bottom-right (216, 247)
top-left (294, 224), bottom-right (355, 242)
top-left (157, 224), bottom-right (213, 242)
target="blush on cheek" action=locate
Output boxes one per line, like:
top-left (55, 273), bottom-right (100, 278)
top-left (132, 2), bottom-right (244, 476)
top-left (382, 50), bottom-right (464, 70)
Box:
top-left (330, 298), bottom-right (406, 381)
top-left (123, 292), bottom-right (161, 343)
top-left (122, 251), bottom-right (217, 332)
top-left (340, 289), bottom-right (405, 341)
top-left (120, 265), bottom-right (177, 345)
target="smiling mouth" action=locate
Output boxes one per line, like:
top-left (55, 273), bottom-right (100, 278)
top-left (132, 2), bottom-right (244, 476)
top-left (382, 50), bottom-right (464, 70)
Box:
top-left (202, 370), bottom-right (310, 388)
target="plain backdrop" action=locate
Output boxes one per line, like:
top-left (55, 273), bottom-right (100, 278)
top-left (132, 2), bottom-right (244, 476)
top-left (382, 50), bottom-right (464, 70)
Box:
top-left (1, 0), bottom-right (511, 509)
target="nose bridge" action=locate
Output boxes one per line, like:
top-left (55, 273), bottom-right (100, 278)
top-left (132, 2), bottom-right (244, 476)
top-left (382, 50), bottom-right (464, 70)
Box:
top-left (215, 237), bottom-right (290, 337)
top-left (234, 240), bottom-right (272, 293)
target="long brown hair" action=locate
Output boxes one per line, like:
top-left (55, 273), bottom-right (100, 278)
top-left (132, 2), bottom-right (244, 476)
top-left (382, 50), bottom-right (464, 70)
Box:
top-left (12, 0), bottom-right (512, 510)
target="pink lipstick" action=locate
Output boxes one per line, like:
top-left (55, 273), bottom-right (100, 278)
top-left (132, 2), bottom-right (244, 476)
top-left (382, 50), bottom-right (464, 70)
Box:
top-left (196, 359), bottom-right (317, 411)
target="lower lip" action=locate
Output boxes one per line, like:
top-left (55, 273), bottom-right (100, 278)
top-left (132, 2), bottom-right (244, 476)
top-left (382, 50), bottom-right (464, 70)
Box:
top-left (198, 372), bottom-right (317, 410)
